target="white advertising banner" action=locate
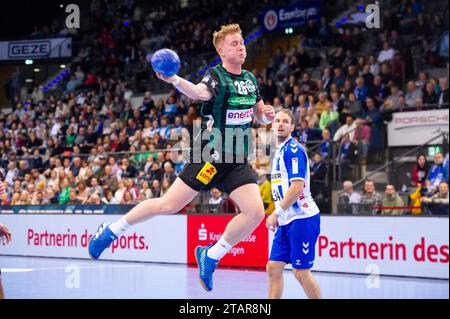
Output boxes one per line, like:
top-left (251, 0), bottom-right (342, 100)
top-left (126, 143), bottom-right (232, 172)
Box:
top-left (387, 109), bottom-right (449, 146)
top-left (0, 215), bottom-right (187, 263)
top-left (269, 216), bottom-right (449, 279)
top-left (315, 216), bottom-right (449, 279)
top-left (0, 38), bottom-right (72, 61)
top-left (1, 214), bottom-right (448, 279)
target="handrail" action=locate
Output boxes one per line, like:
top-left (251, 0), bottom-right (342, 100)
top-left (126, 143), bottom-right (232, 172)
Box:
top-left (8, 147), bottom-right (192, 161)
top-left (306, 103), bottom-right (449, 153)
top-left (340, 130), bottom-right (448, 195)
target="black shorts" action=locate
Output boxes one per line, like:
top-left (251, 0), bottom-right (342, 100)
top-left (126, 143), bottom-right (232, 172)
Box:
top-left (178, 161), bottom-right (257, 194)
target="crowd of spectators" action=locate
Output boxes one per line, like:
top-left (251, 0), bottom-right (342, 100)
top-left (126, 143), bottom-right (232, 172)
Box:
top-left (0, 0), bottom-right (449, 216)
top-left (338, 152), bottom-right (449, 215)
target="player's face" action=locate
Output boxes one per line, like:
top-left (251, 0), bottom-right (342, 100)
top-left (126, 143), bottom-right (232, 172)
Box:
top-left (219, 33), bottom-right (246, 65)
top-left (273, 112), bottom-right (294, 141)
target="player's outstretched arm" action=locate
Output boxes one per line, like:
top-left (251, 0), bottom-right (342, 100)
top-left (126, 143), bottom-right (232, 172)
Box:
top-left (253, 99), bottom-right (275, 125)
top-left (155, 73), bottom-right (212, 101)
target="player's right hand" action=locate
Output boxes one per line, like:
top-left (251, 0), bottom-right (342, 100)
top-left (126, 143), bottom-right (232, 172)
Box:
top-left (0, 224), bottom-right (12, 245)
top-left (266, 213), bottom-right (279, 232)
top-left (155, 72), bottom-right (178, 84)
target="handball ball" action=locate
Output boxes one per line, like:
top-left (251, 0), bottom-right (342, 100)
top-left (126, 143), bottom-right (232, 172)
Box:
top-left (151, 49), bottom-right (181, 77)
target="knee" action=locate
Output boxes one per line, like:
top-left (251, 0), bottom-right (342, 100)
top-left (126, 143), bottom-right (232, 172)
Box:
top-left (156, 198), bottom-right (182, 214)
top-left (249, 208), bottom-right (265, 223)
top-left (293, 269), bottom-right (309, 283)
top-left (266, 262), bottom-right (283, 278)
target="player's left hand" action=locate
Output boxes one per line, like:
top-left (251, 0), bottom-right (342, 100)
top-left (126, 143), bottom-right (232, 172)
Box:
top-left (263, 105), bottom-right (275, 122)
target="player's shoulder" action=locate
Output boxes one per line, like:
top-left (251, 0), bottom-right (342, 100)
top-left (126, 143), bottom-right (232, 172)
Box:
top-left (204, 65), bottom-right (220, 78)
top-left (283, 138), bottom-right (306, 156)
top-left (243, 69), bottom-right (257, 80)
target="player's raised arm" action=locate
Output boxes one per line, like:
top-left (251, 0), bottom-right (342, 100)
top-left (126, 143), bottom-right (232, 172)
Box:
top-left (156, 73), bottom-right (213, 101)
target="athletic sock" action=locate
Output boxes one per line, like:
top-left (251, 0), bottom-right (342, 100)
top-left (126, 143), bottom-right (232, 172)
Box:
top-left (207, 236), bottom-right (232, 260)
top-left (108, 216), bottom-right (130, 236)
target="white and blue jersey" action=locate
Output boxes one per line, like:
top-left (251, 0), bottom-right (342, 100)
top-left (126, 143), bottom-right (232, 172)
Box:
top-left (270, 137), bottom-right (321, 269)
top-left (271, 137), bottom-right (320, 226)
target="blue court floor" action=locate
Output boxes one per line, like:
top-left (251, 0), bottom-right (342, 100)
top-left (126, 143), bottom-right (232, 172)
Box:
top-left (0, 256), bottom-right (448, 299)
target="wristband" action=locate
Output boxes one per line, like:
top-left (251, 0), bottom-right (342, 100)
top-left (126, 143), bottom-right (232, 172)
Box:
top-left (274, 204), bottom-right (286, 216)
top-left (172, 76), bottom-right (180, 87)
top-left (261, 113), bottom-right (272, 125)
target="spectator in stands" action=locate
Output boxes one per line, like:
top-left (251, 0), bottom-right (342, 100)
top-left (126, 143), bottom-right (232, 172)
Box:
top-left (120, 158), bottom-right (138, 179)
top-left (438, 78), bottom-right (449, 108)
top-left (338, 134), bottom-right (358, 181)
top-left (341, 92), bottom-right (362, 123)
top-left (305, 106), bottom-right (319, 128)
top-left (68, 188), bottom-right (81, 205)
top-left (45, 188), bottom-right (58, 205)
top-left (124, 178), bottom-right (138, 200)
top-left (332, 67), bottom-right (345, 88)
top-left (58, 178), bottom-right (71, 204)
top-left (399, 5), bottom-right (417, 34)
top-left (334, 115), bottom-right (356, 142)
top-left (122, 190), bottom-right (136, 205)
top-left (382, 184), bottom-right (405, 215)
top-left (319, 100), bottom-right (338, 131)
top-left (370, 75), bottom-right (387, 105)
top-left (101, 165), bottom-right (118, 191)
top-left (150, 179), bottom-right (161, 198)
top-left (363, 97), bottom-right (383, 157)
top-left (339, 180), bottom-right (362, 214)
top-left (405, 80), bottom-right (423, 107)
top-left (101, 189), bottom-right (118, 204)
top-left (209, 187), bottom-right (225, 209)
top-left (422, 181), bottom-right (449, 204)
top-left (138, 180), bottom-right (152, 200)
top-left (300, 72), bottom-right (315, 96)
top-left (425, 152), bottom-right (448, 195)
top-left (310, 153), bottom-right (327, 198)
top-left (377, 41), bottom-right (395, 63)
top-left (162, 161), bottom-right (177, 184)
top-left (354, 77), bottom-right (368, 103)
top-left (386, 84), bottom-right (403, 107)
top-left (423, 81), bottom-right (439, 106)
top-left (410, 154), bottom-right (429, 187)
top-left (360, 179), bottom-right (382, 215)
top-left (415, 71), bottom-right (429, 89)
top-left (5, 162), bottom-right (18, 186)
top-left (88, 177), bottom-right (104, 199)
top-left (353, 117), bottom-right (371, 164)
top-left (76, 181), bottom-right (89, 204)
top-left (320, 129), bottom-right (332, 160)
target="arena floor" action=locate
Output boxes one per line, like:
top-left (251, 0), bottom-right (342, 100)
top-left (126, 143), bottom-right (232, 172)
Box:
top-left (0, 256), bottom-right (447, 299)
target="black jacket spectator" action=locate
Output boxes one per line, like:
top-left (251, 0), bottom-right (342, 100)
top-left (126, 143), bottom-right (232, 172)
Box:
top-left (423, 90), bottom-right (439, 106)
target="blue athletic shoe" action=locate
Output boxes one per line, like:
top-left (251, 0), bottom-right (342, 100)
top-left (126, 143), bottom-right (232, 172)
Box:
top-left (195, 245), bottom-right (219, 292)
top-left (88, 223), bottom-right (118, 260)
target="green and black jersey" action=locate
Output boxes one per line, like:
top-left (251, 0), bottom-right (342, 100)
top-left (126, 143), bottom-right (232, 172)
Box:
top-left (198, 64), bottom-right (261, 162)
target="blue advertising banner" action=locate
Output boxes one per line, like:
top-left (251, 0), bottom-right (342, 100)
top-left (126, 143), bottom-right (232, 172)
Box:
top-left (260, 1), bottom-right (321, 33)
top-left (0, 204), bottom-right (133, 214)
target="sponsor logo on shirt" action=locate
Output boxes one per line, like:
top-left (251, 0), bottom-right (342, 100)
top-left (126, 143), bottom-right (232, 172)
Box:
top-left (228, 96), bottom-right (256, 107)
top-left (226, 108), bottom-right (254, 125)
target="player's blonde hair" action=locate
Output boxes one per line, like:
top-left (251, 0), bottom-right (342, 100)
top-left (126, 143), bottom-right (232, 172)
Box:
top-left (277, 109), bottom-right (295, 124)
top-left (213, 24), bottom-right (242, 49)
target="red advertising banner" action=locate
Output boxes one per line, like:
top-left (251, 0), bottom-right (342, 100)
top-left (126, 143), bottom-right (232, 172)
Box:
top-left (187, 215), bottom-right (268, 268)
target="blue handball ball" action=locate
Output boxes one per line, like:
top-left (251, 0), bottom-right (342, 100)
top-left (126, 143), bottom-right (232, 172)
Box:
top-left (150, 48), bottom-right (181, 77)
